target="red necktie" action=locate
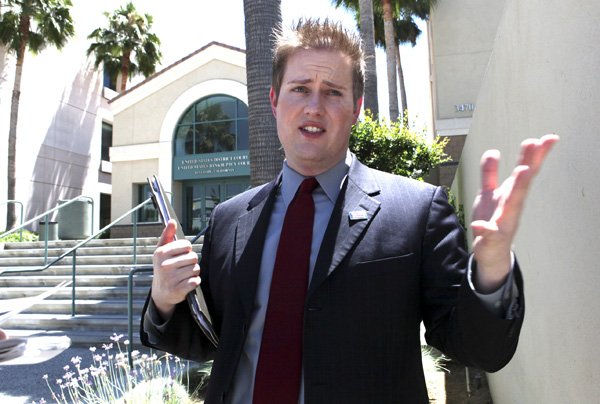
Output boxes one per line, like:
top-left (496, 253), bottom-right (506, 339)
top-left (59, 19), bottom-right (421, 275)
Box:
top-left (253, 177), bottom-right (319, 403)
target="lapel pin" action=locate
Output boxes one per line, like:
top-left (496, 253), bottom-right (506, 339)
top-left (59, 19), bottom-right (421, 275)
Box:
top-left (348, 210), bottom-right (368, 221)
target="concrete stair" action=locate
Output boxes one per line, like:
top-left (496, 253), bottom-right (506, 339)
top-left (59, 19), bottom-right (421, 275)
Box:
top-left (0, 237), bottom-right (203, 348)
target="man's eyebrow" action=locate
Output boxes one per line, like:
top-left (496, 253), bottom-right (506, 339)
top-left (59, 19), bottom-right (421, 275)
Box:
top-left (286, 78), bottom-right (347, 89)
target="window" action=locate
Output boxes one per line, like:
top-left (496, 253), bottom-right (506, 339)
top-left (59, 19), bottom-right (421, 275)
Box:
top-left (136, 183), bottom-right (158, 223)
top-left (103, 69), bottom-right (117, 91)
top-left (174, 95), bottom-right (249, 155)
top-left (101, 122), bottom-right (113, 162)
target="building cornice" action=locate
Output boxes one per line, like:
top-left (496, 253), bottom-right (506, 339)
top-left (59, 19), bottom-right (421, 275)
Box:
top-left (109, 42), bottom-right (246, 114)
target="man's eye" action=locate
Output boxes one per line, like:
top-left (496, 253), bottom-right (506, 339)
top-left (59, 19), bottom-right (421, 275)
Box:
top-left (328, 89), bottom-right (342, 96)
top-left (292, 86), bottom-right (308, 93)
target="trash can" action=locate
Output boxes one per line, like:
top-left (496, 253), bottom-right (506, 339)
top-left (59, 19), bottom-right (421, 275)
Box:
top-left (39, 221), bottom-right (59, 241)
top-left (57, 199), bottom-right (92, 240)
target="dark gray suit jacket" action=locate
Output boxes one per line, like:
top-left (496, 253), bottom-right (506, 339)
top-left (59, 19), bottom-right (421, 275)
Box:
top-left (141, 158), bottom-right (524, 403)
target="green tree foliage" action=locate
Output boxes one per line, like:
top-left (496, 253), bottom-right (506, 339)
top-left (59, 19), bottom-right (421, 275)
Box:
top-left (0, 0), bottom-right (75, 230)
top-left (87, 1), bottom-right (161, 93)
top-left (350, 112), bottom-right (449, 180)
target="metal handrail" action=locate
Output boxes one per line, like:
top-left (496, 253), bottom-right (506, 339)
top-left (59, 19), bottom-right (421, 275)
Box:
top-left (127, 264), bottom-right (154, 366)
top-left (0, 195), bottom-right (95, 264)
top-left (0, 197), bottom-right (155, 317)
top-left (0, 200), bottom-right (24, 241)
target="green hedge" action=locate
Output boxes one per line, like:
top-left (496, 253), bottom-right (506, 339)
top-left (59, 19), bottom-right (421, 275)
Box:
top-left (350, 112), bottom-right (450, 181)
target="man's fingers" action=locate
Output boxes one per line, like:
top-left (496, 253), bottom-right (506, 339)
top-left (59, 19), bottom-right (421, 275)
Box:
top-left (161, 250), bottom-right (198, 271)
top-left (518, 134), bottom-right (560, 174)
top-left (534, 134), bottom-right (560, 171)
top-left (157, 219), bottom-right (178, 247)
top-left (480, 149), bottom-right (500, 192)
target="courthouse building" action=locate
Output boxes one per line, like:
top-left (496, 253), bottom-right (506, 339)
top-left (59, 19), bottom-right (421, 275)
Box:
top-left (0, 1), bottom-right (251, 236)
top-left (109, 42), bottom-right (250, 235)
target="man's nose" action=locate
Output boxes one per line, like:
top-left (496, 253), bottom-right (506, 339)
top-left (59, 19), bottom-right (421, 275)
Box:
top-left (304, 93), bottom-right (324, 115)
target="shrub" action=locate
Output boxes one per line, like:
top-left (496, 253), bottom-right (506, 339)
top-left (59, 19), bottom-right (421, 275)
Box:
top-left (350, 112), bottom-right (450, 181)
top-left (0, 229), bottom-right (38, 243)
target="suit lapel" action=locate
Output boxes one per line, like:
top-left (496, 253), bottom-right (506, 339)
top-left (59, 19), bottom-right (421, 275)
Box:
top-left (308, 160), bottom-right (381, 297)
top-left (234, 176), bottom-right (279, 320)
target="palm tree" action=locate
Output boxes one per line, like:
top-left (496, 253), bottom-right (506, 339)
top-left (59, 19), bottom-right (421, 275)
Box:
top-left (381, 0), bottom-right (399, 120)
top-left (335, 0), bottom-right (379, 116)
top-left (379, 0), bottom-right (436, 119)
top-left (243, 0), bottom-right (283, 186)
top-left (87, 2), bottom-right (161, 93)
top-left (335, 0), bottom-right (437, 121)
top-left (0, 0), bottom-right (74, 230)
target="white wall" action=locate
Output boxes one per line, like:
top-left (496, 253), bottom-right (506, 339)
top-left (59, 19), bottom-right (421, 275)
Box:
top-left (458, 1), bottom-right (600, 402)
top-left (0, 1), bottom-right (114, 231)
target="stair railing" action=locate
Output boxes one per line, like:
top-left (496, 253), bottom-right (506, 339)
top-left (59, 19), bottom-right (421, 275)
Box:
top-left (0, 200), bottom-right (24, 242)
top-left (0, 196), bottom-right (94, 265)
top-left (0, 197), bottom-right (155, 317)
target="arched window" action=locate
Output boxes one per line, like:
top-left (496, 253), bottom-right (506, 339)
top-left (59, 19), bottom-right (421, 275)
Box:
top-left (174, 95), bottom-right (248, 155)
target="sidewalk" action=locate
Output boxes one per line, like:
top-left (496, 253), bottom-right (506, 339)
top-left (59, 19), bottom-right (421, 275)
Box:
top-left (0, 332), bottom-right (154, 404)
top-left (0, 334), bottom-right (89, 403)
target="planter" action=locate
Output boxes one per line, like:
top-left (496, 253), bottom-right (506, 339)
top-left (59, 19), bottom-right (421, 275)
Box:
top-left (39, 221), bottom-right (59, 241)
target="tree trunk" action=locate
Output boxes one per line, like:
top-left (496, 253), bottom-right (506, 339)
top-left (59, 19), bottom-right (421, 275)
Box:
top-left (243, 0), bottom-right (283, 186)
top-left (382, 0), bottom-right (399, 121)
top-left (396, 45), bottom-right (408, 123)
top-left (359, 0), bottom-right (378, 117)
top-left (5, 14), bottom-right (30, 230)
top-left (120, 50), bottom-right (131, 93)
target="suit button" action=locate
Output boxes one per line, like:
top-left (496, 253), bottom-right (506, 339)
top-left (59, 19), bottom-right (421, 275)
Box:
top-left (308, 307), bottom-right (322, 312)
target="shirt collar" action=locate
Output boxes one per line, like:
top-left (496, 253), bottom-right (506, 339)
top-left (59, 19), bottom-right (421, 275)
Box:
top-left (281, 151), bottom-right (352, 207)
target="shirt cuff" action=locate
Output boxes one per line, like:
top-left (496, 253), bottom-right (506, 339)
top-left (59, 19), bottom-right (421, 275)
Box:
top-left (467, 252), bottom-right (519, 319)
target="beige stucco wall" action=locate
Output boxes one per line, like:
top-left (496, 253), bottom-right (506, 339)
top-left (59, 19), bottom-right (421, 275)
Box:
top-left (429, 0), bottom-right (506, 122)
top-left (113, 59), bottom-right (246, 147)
top-left (111, 159), bottom-right (159, 220)
top-left (458, 1), bottom-right (600, 402)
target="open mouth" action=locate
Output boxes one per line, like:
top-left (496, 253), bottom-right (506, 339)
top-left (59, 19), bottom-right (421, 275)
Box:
top-left (300, 125), bottom-right (325, 134)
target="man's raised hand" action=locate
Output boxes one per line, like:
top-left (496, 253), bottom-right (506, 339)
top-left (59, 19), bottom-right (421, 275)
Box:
top-left (471, 134), bottom-right (559, 292)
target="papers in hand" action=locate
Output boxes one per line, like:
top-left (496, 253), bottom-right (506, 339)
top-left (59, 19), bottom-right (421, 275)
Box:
top-left (147, 175), bottom-right (219, 348)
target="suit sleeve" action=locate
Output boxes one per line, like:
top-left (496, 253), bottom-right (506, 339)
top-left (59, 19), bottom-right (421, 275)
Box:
top-left (139, 206), bottom-right (219, 362)
top-left (421, 186), bottom-right (524, 372)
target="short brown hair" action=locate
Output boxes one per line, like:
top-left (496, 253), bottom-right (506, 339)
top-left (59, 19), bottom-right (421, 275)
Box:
top-left (272, 18), bottom-right (365, 105)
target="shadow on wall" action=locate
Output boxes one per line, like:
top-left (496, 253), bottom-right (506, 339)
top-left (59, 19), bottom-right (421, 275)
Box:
top-left (26, 58), bottom-right (103, 229)
top-left (1, 48), bottom-right (13, 230)
top-left (0, 48), bottom-right (10, 87)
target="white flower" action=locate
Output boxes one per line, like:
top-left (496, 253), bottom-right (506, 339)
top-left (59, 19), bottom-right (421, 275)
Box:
top-left (110, 333), bottom-right (123, 342)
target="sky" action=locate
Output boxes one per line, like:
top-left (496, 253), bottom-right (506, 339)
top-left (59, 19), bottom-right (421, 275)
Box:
top-left (106, 0), bottom-right (433, 132)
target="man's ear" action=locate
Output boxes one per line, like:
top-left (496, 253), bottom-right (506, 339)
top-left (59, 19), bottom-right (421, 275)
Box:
top-left (353, 96), bottom-right (363, 122)
top-left (269, 87), bottom-right (278, 117)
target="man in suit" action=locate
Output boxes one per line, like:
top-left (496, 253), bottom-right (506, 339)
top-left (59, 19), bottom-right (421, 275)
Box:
top-left (141, 19), bottom-right (558, 403)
